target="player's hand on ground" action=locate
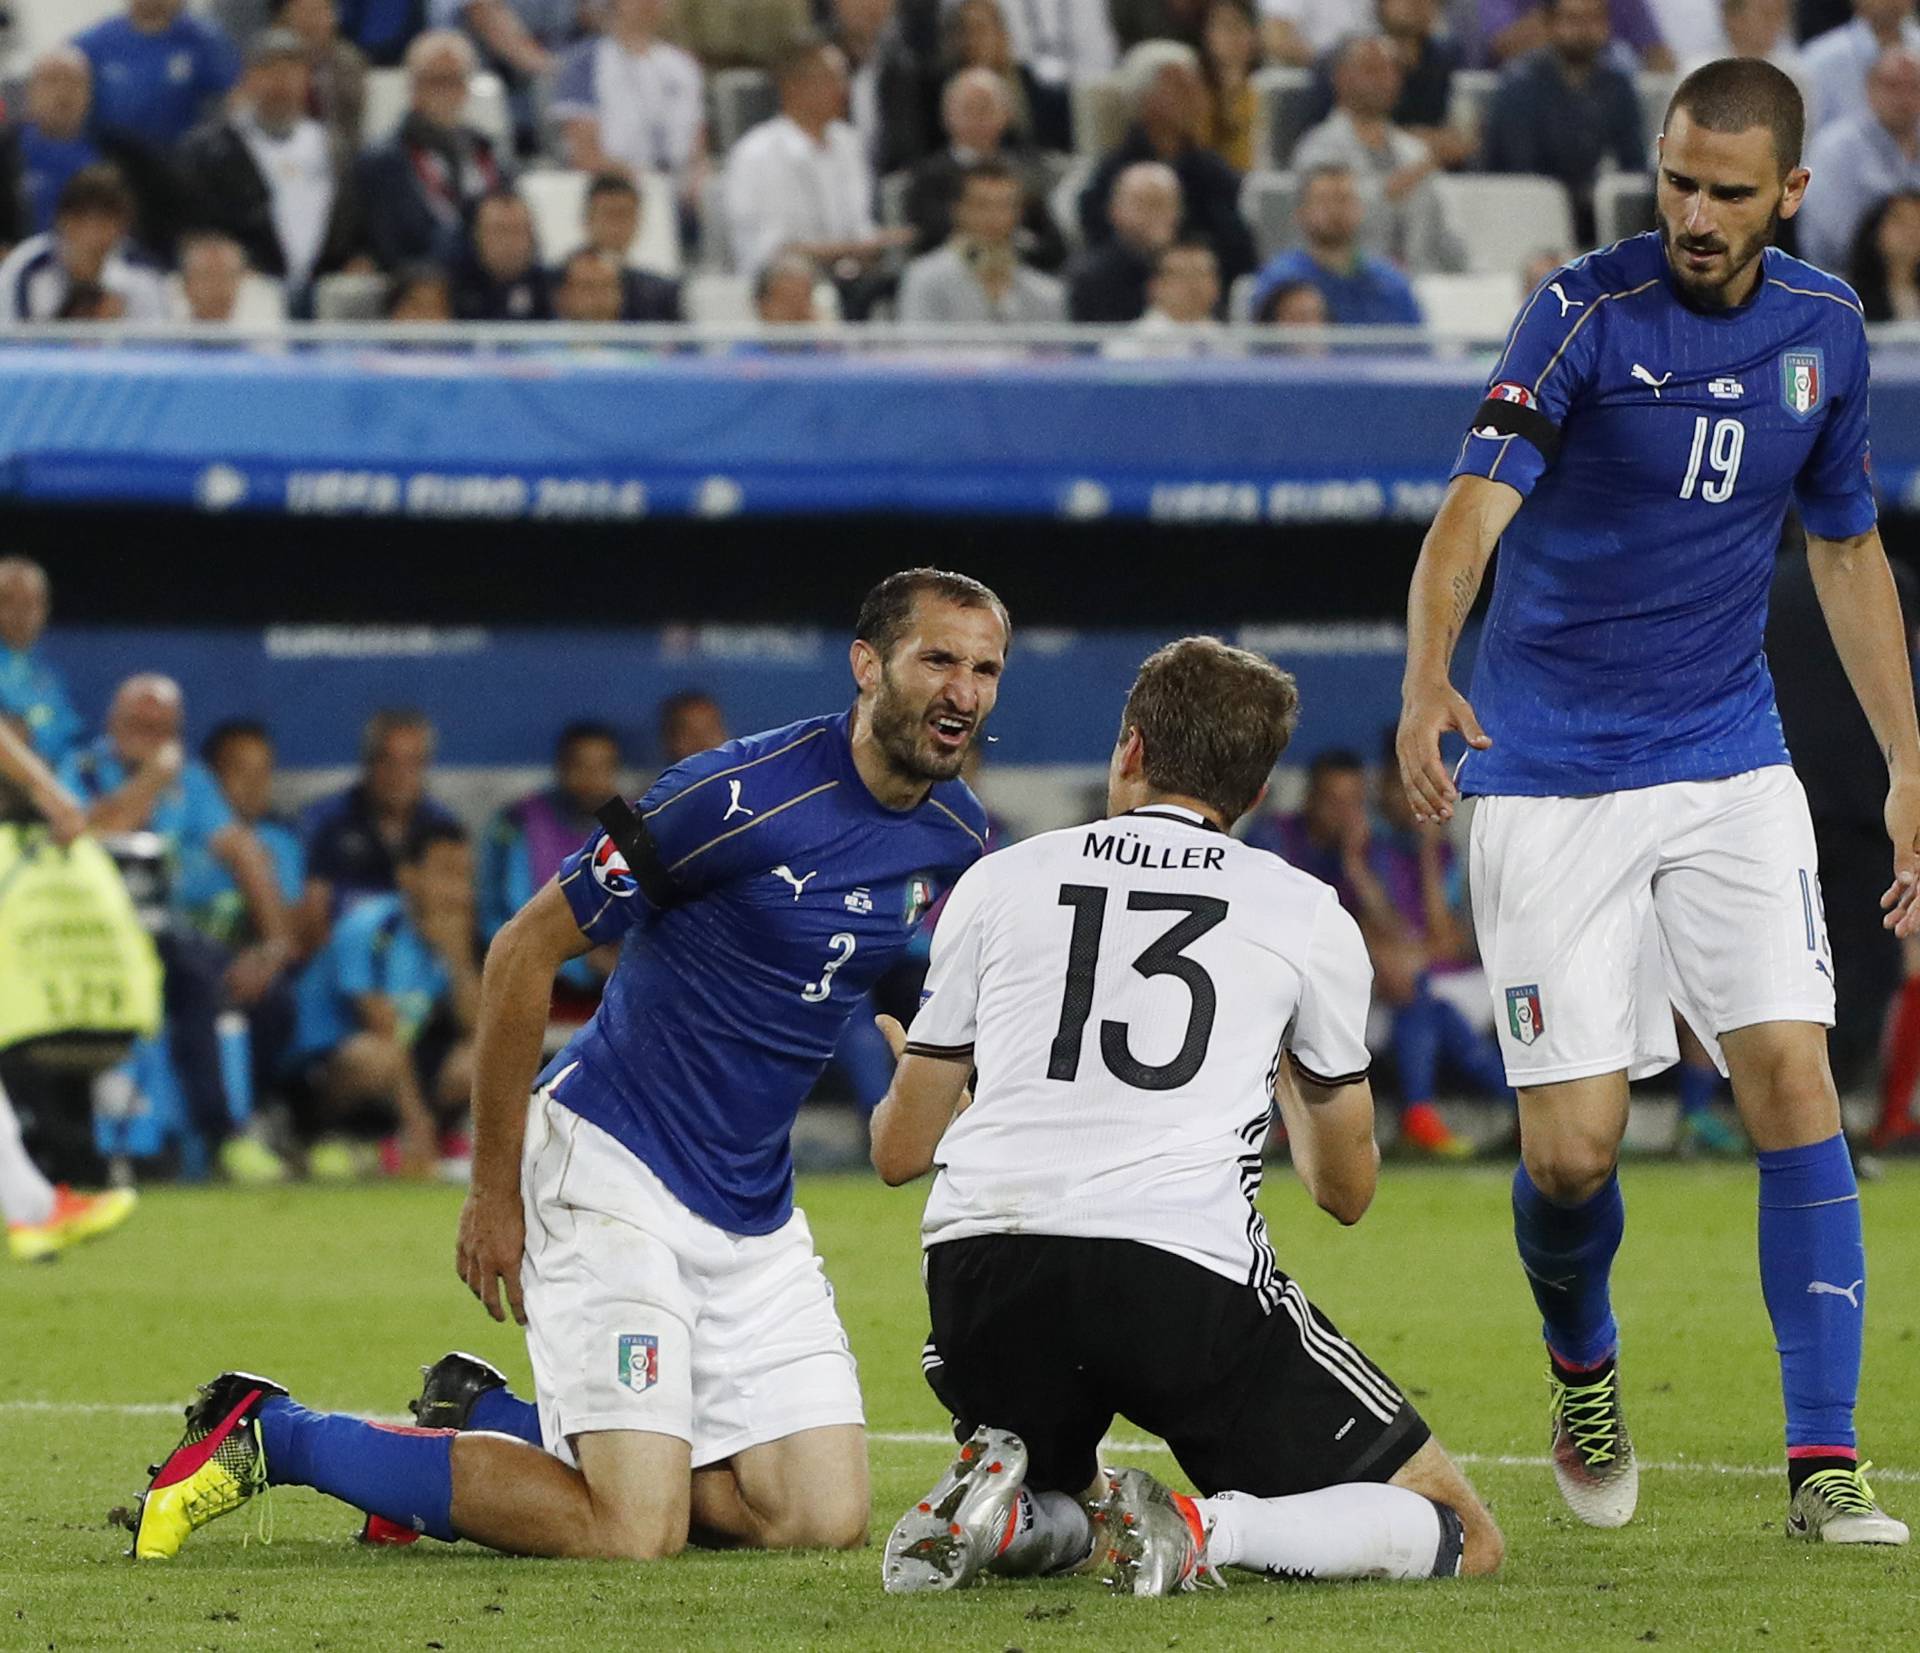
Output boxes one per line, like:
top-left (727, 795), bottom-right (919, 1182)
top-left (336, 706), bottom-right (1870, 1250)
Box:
top-left (1397, 679), bottom-right (1492, 824)
top-left (456, 1187), bottom-right (527, 1325)
top-left (874, 1013), bottom-right (907, 1061)
top-left (1882, 774), bottom-right (1920, 936)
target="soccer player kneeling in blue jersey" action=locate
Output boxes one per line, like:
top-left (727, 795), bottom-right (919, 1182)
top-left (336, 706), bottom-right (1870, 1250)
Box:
top-left (1398, 59), bottom-right (1914, 1543)
top-left (125, 569), bottom-right (1005, 1562)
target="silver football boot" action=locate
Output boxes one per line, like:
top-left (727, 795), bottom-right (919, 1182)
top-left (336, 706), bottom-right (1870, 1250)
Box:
top-left (1094, 1467), bottom-right (1224, 1596)
top-left (1786, 1463), bottom-right (1910, 1546)
top-left (882, 1427), bottom-right (1029, 1593)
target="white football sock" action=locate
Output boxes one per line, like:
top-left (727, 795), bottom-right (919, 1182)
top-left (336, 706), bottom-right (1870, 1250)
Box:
top-left (1196, 1484), bottom-right (1447, 1581)
top-left (0, 1079), bottom-right (56, 1227)
top-left (988, 1487), bottom-right (1094, 1576)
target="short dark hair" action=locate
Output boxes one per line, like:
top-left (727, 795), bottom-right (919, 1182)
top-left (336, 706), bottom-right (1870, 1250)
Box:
top-left (657, 690), bottom-right (717, 731)
top-left (958, 157), bottom-right (1020, 193)
top-left (855, 568), bottom-right (1010, 661)
top-left (202, 718), bottom-right (272, 768)
top-left (586, 171), bottom-right (639, 205)
top-left (56, 165), bottom-right (134, 223)
top-left (556, 719), bottom-right (619, 761)
top-left (384, 262), bottom-right (448, 317)
top-left (1665, 56), bottom-right (1805, 175)
top-left (1153, 239), bottom-right (1217, 277)
top-left (1119, 637), bottom-right (1299, 825)
top-left (559, 245), bottom-right (616, 283)
top-left (399, 819), bottom-right (468, 865)
top-left (475, 186), bottom-right (530, 218)
top-left (361, 707), bottom-right (435, 765)
top-left (1255, 278), bottom-right (1320, 323)
top-left (1307, 748), bottom-right (1365, 787)
top-left (774, 32), bottom-right (834, 87)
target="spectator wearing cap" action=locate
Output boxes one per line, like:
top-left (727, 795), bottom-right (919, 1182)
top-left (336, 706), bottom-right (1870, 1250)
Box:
top-left (299, 707), bottom-right (463, 933)
top-left (177, 29), bottom-right (363, 313)
top-left (451, 188), bottom-right (550, 319)
top-left (1249, 163), bottom-right (1423, 323)
top-left (1291, 35), bottom-right (1462, 271)
top-left (1066, 158), bottom-right (1180, 321)
top-left (0, 166), bottom-right (168, 323)
top-left (552, 0), bottom-right (706, 243)
top-left (577, 172), bottom-right (682, 320)
top-left (904, 67), bottom-right (1067, 270)
top-left (723, 35), bottom-right (912, 314)
top-left (1802, 47), bottom-right (1920, 271)
top-left (898, 158), bottom-right (1065, 322)
top-left (0, 559), bottom-right (82, 767)
top-left (1482, 0), bottom-right (1646, 246)
top-left (354, 29), bottom-right (508, 269)
top-left (1077, 45), bottom-right (1257, 290)
top-left (0, 47), bottom-right (182, 255)
top-left (74, 2), bottom-right (242, 152)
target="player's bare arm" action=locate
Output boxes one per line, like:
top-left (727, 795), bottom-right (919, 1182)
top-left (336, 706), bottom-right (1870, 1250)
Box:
top-left (1397, 475), bottom-right (1517, 823)
top-left (868, 1013), bottom-right (971, 1186)
top-left (1802, 524), bottom-right (1920, 937)
top-left (457, 878), bottom-right (592, 1325)
top-left (1274, 1059), bottom-right (1379, 1227)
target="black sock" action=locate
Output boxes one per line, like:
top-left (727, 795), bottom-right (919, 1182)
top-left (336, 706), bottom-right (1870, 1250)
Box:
top-left (1549, 1349), bottom-right (1615, 1388)
top-left (1788, 1451), bottom-right (1858, 1495)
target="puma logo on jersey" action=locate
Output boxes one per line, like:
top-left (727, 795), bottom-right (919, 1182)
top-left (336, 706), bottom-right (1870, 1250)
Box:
top-left (771, 865), bottom-right (817, 900)
top-left (1548, 281), bottom-right (1582, 317)
top-left (1630, 364), bottom-right (1673, 397)
top-left (724, 780), bottom-right (754, 821)
top-left (1807, 1278), bottom-right (1863, 1308)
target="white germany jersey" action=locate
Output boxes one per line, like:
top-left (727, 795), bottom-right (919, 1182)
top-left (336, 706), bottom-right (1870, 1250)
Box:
top-left (908, 803), bottom-right (1373, 1297)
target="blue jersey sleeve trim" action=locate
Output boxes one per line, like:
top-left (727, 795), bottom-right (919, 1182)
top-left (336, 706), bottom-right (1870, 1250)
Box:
top-left (642, 725), bottom-right (832, 825)
top-left (927, 797), bottom-right (988, 855)
top-left (665, 779), bottom-right (840, 875)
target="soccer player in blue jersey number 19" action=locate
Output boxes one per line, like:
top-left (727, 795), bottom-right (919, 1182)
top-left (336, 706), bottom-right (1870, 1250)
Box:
top-left (1398, 60), bottom-right (1914, 1545)
top-left (125, 570), bottom-right (1008, 1563)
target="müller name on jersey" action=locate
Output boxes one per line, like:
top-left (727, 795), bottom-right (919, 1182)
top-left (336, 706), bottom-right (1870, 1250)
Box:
top-left (1082, 830), bottom-right (1227, 871)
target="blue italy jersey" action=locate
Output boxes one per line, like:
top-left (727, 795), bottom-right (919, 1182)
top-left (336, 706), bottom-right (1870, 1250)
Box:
top-left (1451, 233), bottom-right (1876, 796)
top-left (545, 711), bottom-right (988, 1235)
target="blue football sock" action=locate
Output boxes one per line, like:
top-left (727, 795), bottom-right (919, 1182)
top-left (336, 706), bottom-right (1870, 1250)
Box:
top-left (1390, 993), bottom-right (1443, 1107)
top-left (1757, 1133), bottom-right (1863, 1452)
top-left (468, 1384), bottom-right (543, 1446)
top-left (1678, 1058), bottom-right (1721, 1118)
top-left (1512, 1163), bottom-right (1623, 1368)
top-left (258, 1398), bottom-right (458, 1542)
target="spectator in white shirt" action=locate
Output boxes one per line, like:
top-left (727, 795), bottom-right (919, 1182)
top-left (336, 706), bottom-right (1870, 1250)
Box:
top-left (755, 251), bottom-right (823, 324)
top-left (552, 0), bottom-right (706, 239)
top-left (723, 36), bottom-right (912, 313)
top-left (898, 158), bottom-right (1066, 321)
top-left (1258, 0), bottom-right (1376, 66)
top-left (1803, 0), bottom-right (1920, 130)
top-left (962, 0), bottom-right (1119, 87)
top-left (1109, 239), bottom-right (1227, 351)
top-left (0, 166), bottom-right (167, 324)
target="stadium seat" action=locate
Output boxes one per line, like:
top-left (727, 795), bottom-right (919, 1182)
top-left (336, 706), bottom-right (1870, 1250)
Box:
top-left (313, 272), bottom-right (387, 322)
top-left (1072, 75), bottom-right (1133, 159)
top-left (6, 0), bottom-right (121, 70)
top-left (1252, 65), bottom-right (1316, 168)
top-left (520, 168), bottom-right (682, 277)
top-left (1595, 171), bottom-right (1656, 248)
top-left (1412, 271), bottom-right (1522, 344)
top-left (163, 272), bottom-right (288, 327)
top-left (1241, 169), bottom-right (1299, 262)
top-left (1446, 69), bottom-right (1497, 144)
top-left (710, 67), bottom-right (776, 155)
top-left (362, 67), bottom-right (512, 155)
top-left (1636, 70), bottom-right (1677, 156)
top-left (684, 272), bottom-right (754, 324)
top-left (1430, 174), bottom-right (1574, 277)
top-left (699, 170), bottom-right (732, 271)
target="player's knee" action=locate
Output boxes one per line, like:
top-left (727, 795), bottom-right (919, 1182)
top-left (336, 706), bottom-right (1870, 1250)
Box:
top-left (1521, 1136), bottom-right (1614, 1202)
top-left (1458, 1510), bottom-right (1505, 1577)
top-left (762, 1492), bottom-right (869, 1551)
top-left (591, 1508), bottom-right (688, 1561)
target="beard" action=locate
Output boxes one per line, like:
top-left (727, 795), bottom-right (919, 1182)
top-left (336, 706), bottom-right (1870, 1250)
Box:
top-left (868, 667), bottom-right (975, 786)
top-left (1660, 201), bottom-right (1780, 308)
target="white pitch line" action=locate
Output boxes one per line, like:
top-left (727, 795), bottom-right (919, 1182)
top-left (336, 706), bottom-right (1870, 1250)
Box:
top-left (6, 1405), bottom-right (1913, 1486)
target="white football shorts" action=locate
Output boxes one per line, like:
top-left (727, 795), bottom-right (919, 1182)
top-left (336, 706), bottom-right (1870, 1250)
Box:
top-left (1468, 765), bottom-right (1836, 1086)
top-left (519, 1080), bottom-right (864, 1468)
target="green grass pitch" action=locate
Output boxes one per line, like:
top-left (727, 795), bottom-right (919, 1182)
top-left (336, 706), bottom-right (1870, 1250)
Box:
top-left (1, 1161), bottom-right (1914, 1650)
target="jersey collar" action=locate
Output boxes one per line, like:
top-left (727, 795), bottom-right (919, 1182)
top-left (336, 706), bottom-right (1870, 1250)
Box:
top-left (1124, 804), bottom-right (1223, 833)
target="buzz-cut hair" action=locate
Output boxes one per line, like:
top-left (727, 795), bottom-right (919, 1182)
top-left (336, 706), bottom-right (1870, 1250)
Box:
top-left (1120, 637), bottom-right (1299, 825)
top-left (1665, 56), bottom-right (1805, 175)
top-left (855, 568), bottom-right (1010, 661)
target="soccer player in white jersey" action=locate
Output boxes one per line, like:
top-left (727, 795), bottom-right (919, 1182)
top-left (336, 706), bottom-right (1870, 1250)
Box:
top-left (1398, 57), bottom-right (1914, 1543)
top-left (869, 637), bottom-right (1504, 1594)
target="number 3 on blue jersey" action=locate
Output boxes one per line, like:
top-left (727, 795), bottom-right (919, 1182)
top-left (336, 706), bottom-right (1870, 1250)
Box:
top-left (803, 933), bottom-right (857, 1002)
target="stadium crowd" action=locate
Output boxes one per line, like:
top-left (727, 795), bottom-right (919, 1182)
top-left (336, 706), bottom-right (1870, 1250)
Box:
top-left (0, 541), bottom-right (1912, 1243)
top-left (0, 0), bottom-right (1915, 330)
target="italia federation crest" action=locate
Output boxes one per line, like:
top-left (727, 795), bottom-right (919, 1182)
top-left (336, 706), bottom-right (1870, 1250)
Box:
top-left (1505, 984), bottom-right (1544, 1047)
top-left (903, 875), bottom-right (936, 928)
top-left (617, 1333), bottom-right (659, 1393)
top-left (591, 834), bottom-right (636, 896)
top-left (1781, 349), bottom-right (1824, 420)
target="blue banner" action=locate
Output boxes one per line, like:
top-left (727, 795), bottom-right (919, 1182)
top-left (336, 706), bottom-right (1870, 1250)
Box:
top-left (4, 344), bottom-right (1915, 523)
